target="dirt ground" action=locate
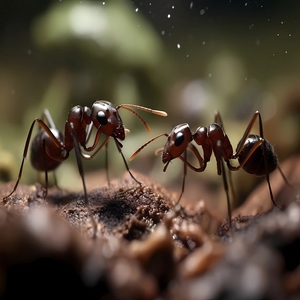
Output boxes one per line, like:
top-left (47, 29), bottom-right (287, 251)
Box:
top-left (1, 155), bottom-right (300, 299)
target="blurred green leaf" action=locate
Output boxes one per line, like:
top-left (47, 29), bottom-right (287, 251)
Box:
top-left (32, 1), bottom-right (163, 69)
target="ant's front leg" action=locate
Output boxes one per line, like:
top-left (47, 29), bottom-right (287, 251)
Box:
top-left (113, 138), bottom-right (142, 186)
top-left (81, 133), bottom-right (111, 185)
top-left (174, 143), bottom-right (207, 204)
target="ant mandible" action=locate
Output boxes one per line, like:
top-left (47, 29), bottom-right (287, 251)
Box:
top-left (130, 111), bottom-right (289, 228)
top-left (3, 100), bottom-right (167, 238)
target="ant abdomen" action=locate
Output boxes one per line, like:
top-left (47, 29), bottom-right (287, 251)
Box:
top-left (30, 129), bottom-right (64, 172)
top-left (237, 134), bottom-right (278, 176)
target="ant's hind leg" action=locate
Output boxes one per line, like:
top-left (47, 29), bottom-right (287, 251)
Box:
top-left (3, 119), bottom-right (40, 200)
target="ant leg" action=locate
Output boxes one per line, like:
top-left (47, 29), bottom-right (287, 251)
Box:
top-left (227, 168), bottom-right (237, 209)
top-left (214, 111), bottom-right (237, 206)
top-left (42, 139), bottom-right (48, 199)
top-left (174, 144), bottom-right (206, 204)
top-left (41, 139), bottom-right (62, 197)
top-left (216, 140), bottom-right (233, 233)
top-left (114, 138), bottom-right (142, 185)
top-left (256, 113), bottom-right (283, 210)
top-left (81, 135), bottom-right (111, 186)
top-left (3, 156), bottom-right (26, 200)
top-left (85, 123), bottom-right (94, 145)
top-left (221, 158), bottom-right (233, 234)
top-left (3, 119), bottom-right (46, 200)
top-left (213, 110), bottom-right (225, 130)
top-left (233, 112), bottom-right (260, 158)
top-left (42, 109), bottom-right (56, 129)
top-left (70, 122), bottom-right (97, 239)
top-left (105, 142), bottom-right (110, 186)
top-left (277, 165), bottom-right (293, 188)
top-left (83, 134), bottom-right (110, 158)
top-left (177, 143), bottom-right (206, 172)
top-left (176, 150), bottom-right (187, 205)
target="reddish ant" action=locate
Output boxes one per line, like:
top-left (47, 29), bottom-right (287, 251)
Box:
top-left (3, 100), bottom-right (167, 238)
top-left (130, 111), bottom-right (290, 228)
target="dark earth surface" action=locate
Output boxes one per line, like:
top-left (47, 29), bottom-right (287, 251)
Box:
top-left (1, 155), bottom-right (300, 300)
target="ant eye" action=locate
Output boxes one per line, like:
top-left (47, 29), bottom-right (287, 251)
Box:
top-left (175, 132), bottom-right (184, 146)
top-left (97, 111), bottom-right (108, 125)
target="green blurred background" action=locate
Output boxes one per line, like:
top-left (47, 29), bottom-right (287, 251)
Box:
top-left (0, 0), bottom-right (300, 210)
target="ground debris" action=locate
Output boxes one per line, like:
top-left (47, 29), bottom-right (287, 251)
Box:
top-left (0, 170), bottom-right (300, 299)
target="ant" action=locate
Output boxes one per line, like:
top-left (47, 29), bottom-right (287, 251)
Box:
top-left (3, 100), bottom-right (167, 238)
top-left (130, 111), bottom-right (290, 229)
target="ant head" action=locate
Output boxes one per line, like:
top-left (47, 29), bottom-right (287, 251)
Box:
top-left (90, 101), bottom-right (125, 140)
top-left (162, 123), bottom-right (193, 164)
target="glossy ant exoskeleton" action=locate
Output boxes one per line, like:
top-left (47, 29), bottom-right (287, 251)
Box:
top-left (3, 100), bottom-right (167, 238)
top-left (130, 111), bottom-right (290, 228)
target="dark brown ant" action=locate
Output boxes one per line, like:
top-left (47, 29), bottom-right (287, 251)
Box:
top-left (130, 111), bottom-right (290, 229)
top-left (3, 100), bottom-right (167, 238)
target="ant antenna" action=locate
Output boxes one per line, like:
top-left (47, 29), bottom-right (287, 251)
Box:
top-left (117, 104), bottom-right (167, 134)
top-left (130, 133), bottom-right (168, 161)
